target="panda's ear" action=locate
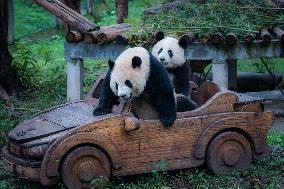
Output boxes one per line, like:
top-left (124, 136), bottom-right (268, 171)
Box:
top-left (108, 59), bottom-right (115, 70)
top-left (155, 31), bottom-right (165, 42)
top-left (178, 37), bottom-right (188, 49)
top-left (132, 56), bottom-right (142, 68)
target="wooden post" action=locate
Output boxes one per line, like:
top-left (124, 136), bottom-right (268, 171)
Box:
top-left (212, 60), bottom-right (228, 88)
top-left (273, 27), bottom-right (284, 43)
top-left (7, 0), bottom-right (14, 44)
top-left (66, 57), bottom-right (84, 102)
top-left (260, 28), bottom-right (272, 44)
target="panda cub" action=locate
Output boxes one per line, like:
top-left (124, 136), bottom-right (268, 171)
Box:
top-left (93, 47), bottom-right (177, 127)
top-left (152, 31), bottom-right (190, 96)
top-left (152, 32), bottom-right (198, 111)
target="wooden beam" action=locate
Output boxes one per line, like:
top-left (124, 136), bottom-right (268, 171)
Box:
top-left (273, 27), bottom-right (284, 43)
top-left (180, 32), bottom-right (196, 45)
top-left (260, 28), bottom-right (272, 44)
top-left (65, 40), bottom-right (284, 61)
top-left (225, 33), bottom-right (238, 46)
top-left (33, 0), bottom-right (99, 33)
top-left (244, 33), bottom-right (255, 45)
top-left (66, 31), bottom-right (83, 43)
top-left (211, 32), bottom-right (224, 45)
top-left (84, 23), bottom-right (131, 44)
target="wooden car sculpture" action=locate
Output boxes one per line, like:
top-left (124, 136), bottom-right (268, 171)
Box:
top-left (1, 75), bottom-right (274, 189)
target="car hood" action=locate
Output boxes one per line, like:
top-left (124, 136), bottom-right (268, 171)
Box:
top-left (8, 102), bottom-right (96, 143)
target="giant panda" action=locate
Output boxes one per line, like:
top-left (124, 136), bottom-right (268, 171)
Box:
top-left (93, 47), bottom-right (177, 127)
top-left (152, 31), bottom-right (190, 96)
top-left (152, 32), bottom-right (198, 111)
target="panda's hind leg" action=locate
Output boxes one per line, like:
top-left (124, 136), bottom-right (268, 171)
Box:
top-left (176, 94), bottom-right (198, 112)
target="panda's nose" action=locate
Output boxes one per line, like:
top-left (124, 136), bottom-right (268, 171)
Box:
top-left (119, 94), bottom-right (126, 98)
top-left (159, 58), bottom-right (165, 62)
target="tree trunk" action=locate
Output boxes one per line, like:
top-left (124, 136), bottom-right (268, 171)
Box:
top-left (115, 0), bottom-right (128, 24)
top-left (7, 0), bottom-right (14, 44)
top-left (0, 0), bottom-right (19, 100)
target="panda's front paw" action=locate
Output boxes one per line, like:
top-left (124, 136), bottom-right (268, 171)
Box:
top-left (93, 107), bottom-right (110, 116)
top-left (160, 114), bottom-right (176, 128)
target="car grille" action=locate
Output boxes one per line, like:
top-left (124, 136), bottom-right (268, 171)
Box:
top-left (8, 142), bottom-right (22, 157)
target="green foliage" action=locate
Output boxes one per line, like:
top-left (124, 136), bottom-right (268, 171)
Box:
top-left (12, 41), bottom-right (40, 89)
top-left (14, 0), bottom-right (54, 38)
top-left (10, 36), bottom-right (67, 95)
top-left (129, 0), bottom-right (284, 46)
top-left (267, 130), bottom-right (284, 147)
top-left (238, 58), bottom-right (284, 76)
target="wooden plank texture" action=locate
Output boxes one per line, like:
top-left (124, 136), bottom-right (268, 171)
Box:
top-left (33, 0), bottom-right (99, 32)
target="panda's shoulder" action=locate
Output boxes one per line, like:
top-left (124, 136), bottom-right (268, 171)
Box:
top-left (147, 53), bottom-right (172, 87)
top-left (148, 53), bottom-right (167, 72)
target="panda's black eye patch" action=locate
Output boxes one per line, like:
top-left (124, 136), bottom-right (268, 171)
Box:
top-left (125, 80), bottom-right (133, 88)
top-left (115, 82), bottom-right (118, 90)
top-left (158, 48), bottom-right (163, 54)
top-left (168, 50), bottom-right (173, 58)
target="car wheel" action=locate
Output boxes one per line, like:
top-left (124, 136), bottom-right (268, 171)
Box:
top-left (61, 146), bottom-right (111, 189)
top-left (206, 131), bottom-right (252, 174)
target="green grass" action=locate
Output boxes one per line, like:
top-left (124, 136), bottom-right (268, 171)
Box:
top-left (238, 58), bottom-right (284, 75)
top-left (14, 0), bottom-right (54, 39)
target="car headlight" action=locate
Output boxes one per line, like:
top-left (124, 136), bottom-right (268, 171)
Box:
top-left (23, 144), bottom-right (48, 159)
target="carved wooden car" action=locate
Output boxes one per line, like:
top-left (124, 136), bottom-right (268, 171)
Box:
top-left (1, 76), bottom-right (274, 189)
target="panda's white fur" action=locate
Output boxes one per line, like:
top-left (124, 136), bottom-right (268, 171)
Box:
top-left (110, 47), bottom-right (150, 101)
top-left (152, 37), bottom-right (185, 69)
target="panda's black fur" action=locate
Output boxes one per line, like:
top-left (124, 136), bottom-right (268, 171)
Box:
top-left (166, 62), bottom-right (190, 96)
top-left (93, 48), bottom-right (177, 127)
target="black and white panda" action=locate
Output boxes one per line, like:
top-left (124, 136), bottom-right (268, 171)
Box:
top-left (152, 31), bottom-right (190, 96)
top-left (152, 32), bottom-right (198, 111)
top-left (93, 47), bottom-right (177, 127)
